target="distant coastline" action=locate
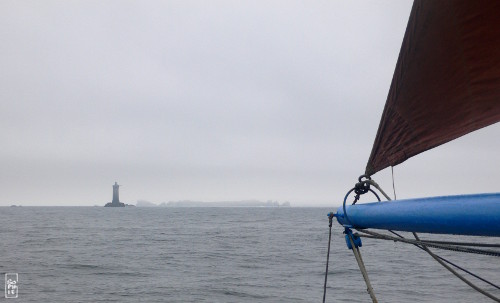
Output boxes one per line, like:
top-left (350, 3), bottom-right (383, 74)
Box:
top-left (135, 200), bottom-right (291, 207)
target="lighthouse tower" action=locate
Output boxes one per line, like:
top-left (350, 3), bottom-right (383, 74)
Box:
top-left (104, 182), bottom-right (125, 207)
top-left (112, 182), bottom-right (120, 204)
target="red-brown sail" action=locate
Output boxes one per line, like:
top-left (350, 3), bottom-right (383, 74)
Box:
top-left (366, 0), bottom-right (500, 176)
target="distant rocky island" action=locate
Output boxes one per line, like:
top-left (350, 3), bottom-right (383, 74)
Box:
top-left (104, 182), bottom-right (134, 207)
top-left (135, 200), bottom-right (291, 207)
top-left (104, 182), bottom-right (289, 208)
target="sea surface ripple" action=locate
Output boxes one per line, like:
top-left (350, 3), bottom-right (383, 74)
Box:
top-left (0, 207), bottom-right (498, 302)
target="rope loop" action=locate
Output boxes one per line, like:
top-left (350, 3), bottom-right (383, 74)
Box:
top-left (354, 175), bottom-right (372, 196)
top-left (342, 176), bottom-right (381, 226)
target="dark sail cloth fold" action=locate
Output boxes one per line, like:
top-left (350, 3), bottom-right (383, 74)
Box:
top-left (366, 0), bottom-right (500, 176)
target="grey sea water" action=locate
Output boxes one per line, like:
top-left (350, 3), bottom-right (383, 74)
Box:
top-left (0, 207), bottom-right (498, 302)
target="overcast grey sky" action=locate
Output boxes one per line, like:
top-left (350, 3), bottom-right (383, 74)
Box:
top-left (1, 1), bottom-right (498, 206)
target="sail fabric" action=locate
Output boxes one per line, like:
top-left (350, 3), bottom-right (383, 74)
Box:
top-left (366, 0), bottom-right (500, 176)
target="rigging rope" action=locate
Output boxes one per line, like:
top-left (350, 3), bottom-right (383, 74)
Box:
top-left (347, 233), bottom-right (378, 303)
top-left (355, 229), bottom-right (500, 301)
top-left (338, 176), bottom-right (500, 302)
top-left (356, 230), bottom-right (500, 257)
top-left (344, 176), bottom-right (500, 302)
top-left (416, 239), bottom-right (500, 248)
top-left (387, 230), bottom-right (500, 291)
top-left (365, 179), bottom-right (391, 201)
top-left (391, 166), bottom-right (397, 200)
top-left (342, 175), bottom-right (381, 227)
top-left (412, 232), bottom-right (500, 302)
top-left (322, 212), bottom-right (334, 303)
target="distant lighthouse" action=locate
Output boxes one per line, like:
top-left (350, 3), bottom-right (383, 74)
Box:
top-left (112, 182), bottom-right (120, 204)
top-left (104, 182), bottom-right (126, 207)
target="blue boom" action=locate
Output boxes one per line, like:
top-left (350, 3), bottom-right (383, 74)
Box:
top-left (336, 193), bottom-right (500, 237)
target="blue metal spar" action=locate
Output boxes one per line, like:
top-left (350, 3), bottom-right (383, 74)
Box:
top-left (335, 193), bottom-right (500, 237)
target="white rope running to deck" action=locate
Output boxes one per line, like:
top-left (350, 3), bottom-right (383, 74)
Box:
top-left (347, 234), bottom-right (378, 303)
